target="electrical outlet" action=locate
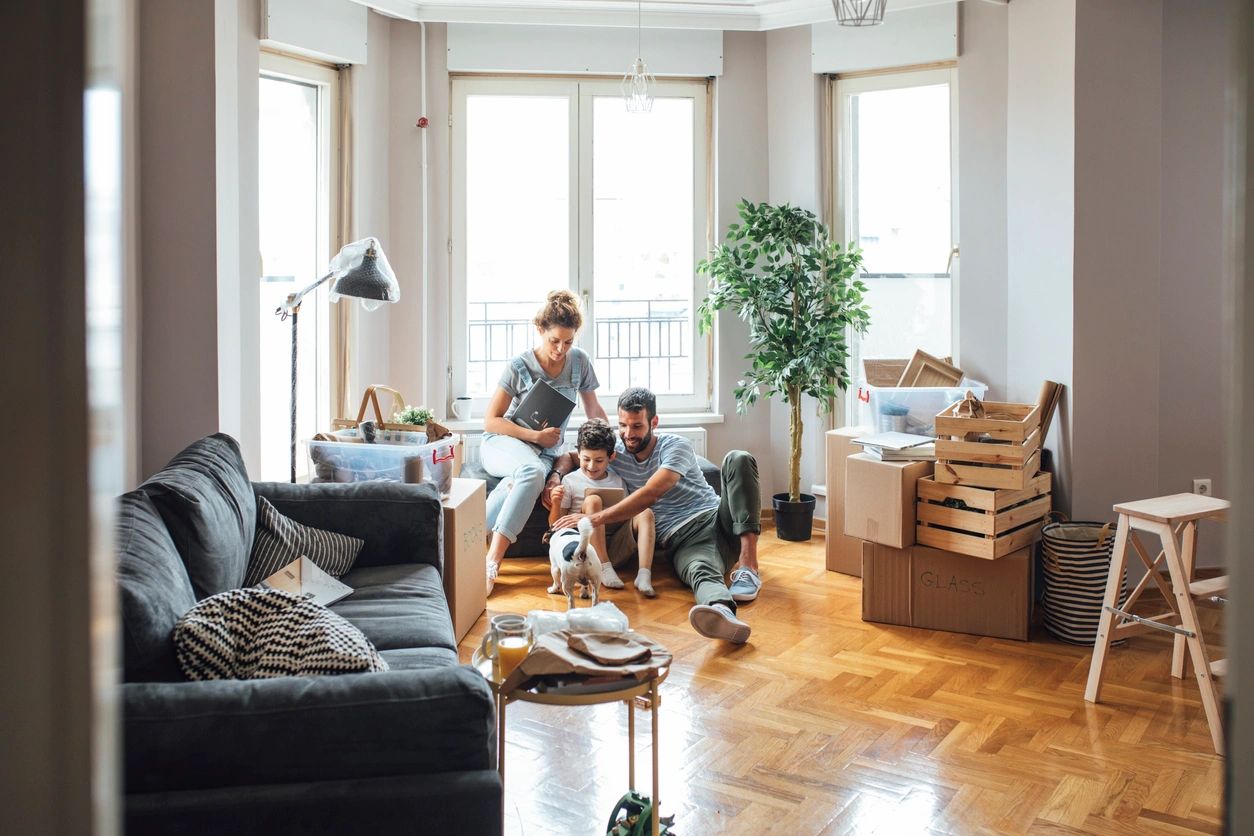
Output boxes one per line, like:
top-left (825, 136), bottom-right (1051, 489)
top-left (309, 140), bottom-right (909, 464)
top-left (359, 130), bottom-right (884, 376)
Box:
top-left (1193, 478), bottom-right (1212, 496)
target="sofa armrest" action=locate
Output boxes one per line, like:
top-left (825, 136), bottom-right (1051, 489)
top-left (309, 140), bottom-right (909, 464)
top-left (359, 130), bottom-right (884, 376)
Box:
top-left (124, 666), bottom-right (494, 793)
top-left (253, 480), bottom-right (443, 571)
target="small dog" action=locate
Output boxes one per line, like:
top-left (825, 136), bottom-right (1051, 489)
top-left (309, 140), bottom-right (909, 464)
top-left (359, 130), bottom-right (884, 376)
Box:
top-left (547, 517), bottom-right (601, 610)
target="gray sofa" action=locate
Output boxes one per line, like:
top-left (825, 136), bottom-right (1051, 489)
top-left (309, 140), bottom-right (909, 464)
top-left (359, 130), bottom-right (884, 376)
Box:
top-left (117, 434), bottom-right (501, 835)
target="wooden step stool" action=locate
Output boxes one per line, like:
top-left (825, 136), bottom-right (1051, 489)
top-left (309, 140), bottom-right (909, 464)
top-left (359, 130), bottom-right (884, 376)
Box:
top-left (1083, 492), bottom-right (1229, 754)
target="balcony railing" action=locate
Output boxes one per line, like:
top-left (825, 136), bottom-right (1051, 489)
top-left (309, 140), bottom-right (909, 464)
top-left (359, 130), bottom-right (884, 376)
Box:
top-left (467, 299), bottom-right (692, 396)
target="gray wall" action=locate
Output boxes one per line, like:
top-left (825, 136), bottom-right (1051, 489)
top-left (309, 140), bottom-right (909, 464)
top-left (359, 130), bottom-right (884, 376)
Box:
top-left (1071, 0), bottom-right (1163, 527)
top-left (138, 0), bottom-right (222, 477)
top-left (1160, 0), bottom-right (1231, 558)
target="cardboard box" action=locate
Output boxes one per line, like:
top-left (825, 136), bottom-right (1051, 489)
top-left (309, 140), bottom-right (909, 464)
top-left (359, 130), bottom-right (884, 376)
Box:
top-left (825, 427), bottom-right (871, 576)
top-left (844, 454), bottom-right (933, 549)
top-left (442, 477), bottom-right (488, 643)
top-left (861, 543), bottom-right (1032, 641)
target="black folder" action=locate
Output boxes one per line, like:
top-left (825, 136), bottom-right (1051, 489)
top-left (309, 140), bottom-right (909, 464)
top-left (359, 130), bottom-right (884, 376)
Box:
top-left (512, 379), bottom-right (576, 432)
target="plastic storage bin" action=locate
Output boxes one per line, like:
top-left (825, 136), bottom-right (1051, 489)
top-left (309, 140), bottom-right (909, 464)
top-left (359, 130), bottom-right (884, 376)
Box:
top-left (307, 430), bottom-right (457, 495)
top-left (856, 378), bottom-right (988, 437)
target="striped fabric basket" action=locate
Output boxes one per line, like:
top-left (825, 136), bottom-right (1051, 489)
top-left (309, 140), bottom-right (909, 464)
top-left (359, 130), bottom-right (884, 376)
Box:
top-left (1041, 520), bottom-right (1124, 645)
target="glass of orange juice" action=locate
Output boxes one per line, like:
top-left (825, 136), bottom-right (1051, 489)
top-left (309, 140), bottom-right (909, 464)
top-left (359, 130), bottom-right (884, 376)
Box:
top-left (479, 614), bottom-right (534, 679)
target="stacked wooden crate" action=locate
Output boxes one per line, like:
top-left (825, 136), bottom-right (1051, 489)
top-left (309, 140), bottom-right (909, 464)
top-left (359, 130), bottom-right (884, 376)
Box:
top-left (917, 400), bottom-right (1052, 559)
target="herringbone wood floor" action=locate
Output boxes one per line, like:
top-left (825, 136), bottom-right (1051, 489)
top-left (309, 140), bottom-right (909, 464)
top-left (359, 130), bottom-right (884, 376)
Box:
top-left (461, 530), bottom-right (1225, 835)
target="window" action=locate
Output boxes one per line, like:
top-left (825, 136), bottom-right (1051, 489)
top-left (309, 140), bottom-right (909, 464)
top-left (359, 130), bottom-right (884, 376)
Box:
top-left (835, 68), bottom-right (957, 412)
top-left (451, 76), bottom-right (710, 414)
top-left (258, 54), bottom-right (339, 481)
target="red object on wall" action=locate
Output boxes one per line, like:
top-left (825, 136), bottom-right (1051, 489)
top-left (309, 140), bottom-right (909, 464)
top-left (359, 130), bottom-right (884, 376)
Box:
top-left (416, 116), bottom-right (429, 128)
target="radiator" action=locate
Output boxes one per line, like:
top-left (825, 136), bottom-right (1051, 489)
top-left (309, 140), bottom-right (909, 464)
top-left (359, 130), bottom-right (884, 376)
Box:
top-left (462, 427), bottom-right (707, 466)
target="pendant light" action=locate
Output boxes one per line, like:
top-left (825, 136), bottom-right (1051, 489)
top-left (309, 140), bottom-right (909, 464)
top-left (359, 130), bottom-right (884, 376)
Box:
top-left (833, 0), bottom-right (887, 27)
top-left (621, 0), bottom-right (655, 112)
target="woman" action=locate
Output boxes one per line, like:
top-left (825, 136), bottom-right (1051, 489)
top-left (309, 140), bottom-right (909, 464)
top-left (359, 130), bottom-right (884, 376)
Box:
top-left (483, 290), bottom-right (607, 594)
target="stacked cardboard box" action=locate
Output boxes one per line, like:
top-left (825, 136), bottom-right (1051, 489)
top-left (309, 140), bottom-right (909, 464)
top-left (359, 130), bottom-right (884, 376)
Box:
top-left (826, 389), bottom-right (1045, 641)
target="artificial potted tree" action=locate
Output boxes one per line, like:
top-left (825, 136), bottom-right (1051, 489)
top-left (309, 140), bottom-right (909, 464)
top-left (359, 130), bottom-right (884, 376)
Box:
top-left (698, 200), bottom-right (870, 541)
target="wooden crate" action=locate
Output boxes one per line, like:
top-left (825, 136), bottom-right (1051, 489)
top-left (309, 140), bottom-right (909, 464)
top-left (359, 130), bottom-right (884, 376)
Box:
top-left (916, 473), bottom-right (1051, 560)
top-left (934, 400), bottom-right (1042, 489)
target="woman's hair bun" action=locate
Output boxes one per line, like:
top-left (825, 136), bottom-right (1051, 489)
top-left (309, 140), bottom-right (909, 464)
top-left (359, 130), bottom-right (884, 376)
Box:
top-left (535, 289), bottom-right (583, 331)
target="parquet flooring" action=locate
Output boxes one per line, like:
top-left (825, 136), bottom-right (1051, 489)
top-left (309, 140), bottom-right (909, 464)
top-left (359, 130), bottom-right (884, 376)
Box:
top-left (461, 530), bottom-right (1225, 835)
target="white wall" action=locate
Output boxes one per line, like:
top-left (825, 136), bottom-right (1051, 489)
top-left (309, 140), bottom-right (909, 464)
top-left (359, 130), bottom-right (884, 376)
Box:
top-left (956, 0), bottom-right (1007, 398)
top-left (1006, 0), bottom-right (1075, 511)
top-left (709, 31), bottom-right (773, 489)
top-left (765, 24), bottom-right (825, 508)
top-left (349, 10), bottom-right (396, 398)
top-left (216, 0), bottom-right (261, 476)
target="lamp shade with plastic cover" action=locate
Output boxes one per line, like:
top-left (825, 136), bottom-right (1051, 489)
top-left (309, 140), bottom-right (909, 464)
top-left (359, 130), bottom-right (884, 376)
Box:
top-left (328, 237), bottom-right (399, 311)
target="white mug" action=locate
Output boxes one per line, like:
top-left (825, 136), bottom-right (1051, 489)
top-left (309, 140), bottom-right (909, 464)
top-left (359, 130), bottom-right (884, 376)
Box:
top-left (451, 396), bottom-right (472, 420)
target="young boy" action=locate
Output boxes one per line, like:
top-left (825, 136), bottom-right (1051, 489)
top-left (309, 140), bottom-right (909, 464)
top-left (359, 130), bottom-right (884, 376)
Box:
top-left (549, 419), bottom-right (657, 596)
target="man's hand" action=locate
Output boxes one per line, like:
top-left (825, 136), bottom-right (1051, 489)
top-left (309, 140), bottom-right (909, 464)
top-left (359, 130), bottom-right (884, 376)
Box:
top-left (541, 479), bottom-right (562, 510)
top-left (535, 426), bottom-right (562, 448)
top-left (553, 512), bottom-right (593, 531)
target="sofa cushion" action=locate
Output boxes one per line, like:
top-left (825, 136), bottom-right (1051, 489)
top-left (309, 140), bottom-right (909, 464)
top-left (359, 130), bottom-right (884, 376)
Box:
top-left (244, 496), bottom-right (364, 587)
top-left (174, 588), bottom-right (389, 680)
top-left (117, 490), bottom-right (198, 682)
top-left (141, 434), bottom-right (256, 599)
top-left (377, 646), bottom-right (460, 671)
top-left (333, 564), bottom-right (457, 653)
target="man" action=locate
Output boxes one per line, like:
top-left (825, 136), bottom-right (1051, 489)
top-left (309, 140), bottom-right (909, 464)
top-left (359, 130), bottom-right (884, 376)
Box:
top-left (551, 387), bottom-right (762, 643)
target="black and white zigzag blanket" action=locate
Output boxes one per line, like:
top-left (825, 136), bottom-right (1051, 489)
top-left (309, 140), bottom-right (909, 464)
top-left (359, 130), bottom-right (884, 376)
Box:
top-left (174, 587), bottom-right (389, 680)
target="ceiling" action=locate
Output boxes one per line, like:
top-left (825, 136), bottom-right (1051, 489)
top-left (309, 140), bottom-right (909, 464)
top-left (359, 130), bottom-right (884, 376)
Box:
top-left (356, 0), bottom-right (973, 32)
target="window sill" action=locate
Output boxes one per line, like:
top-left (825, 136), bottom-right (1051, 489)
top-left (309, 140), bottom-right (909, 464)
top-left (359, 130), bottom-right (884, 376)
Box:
top-left (442, 412), bottom-right (726, 434)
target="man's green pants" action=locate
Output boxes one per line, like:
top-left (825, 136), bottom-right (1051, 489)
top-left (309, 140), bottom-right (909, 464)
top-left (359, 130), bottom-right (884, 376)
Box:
top-left (666, 451), bottom-right (761, 611)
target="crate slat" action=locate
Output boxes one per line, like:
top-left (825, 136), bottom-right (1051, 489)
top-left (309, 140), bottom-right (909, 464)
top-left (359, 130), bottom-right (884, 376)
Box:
top-left (915, 475), bottom-right (1051, 560)
top-left (934, 428), bottom-right (1040, 466)
top-left (935, 449), bottom-right (1042, 490)
top-left (934, 401), bottom-right (1041, 442)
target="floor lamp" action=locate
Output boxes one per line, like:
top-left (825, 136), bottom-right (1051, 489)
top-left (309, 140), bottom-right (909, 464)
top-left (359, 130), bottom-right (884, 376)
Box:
top-left (275, 237), bottom-right (399, 482)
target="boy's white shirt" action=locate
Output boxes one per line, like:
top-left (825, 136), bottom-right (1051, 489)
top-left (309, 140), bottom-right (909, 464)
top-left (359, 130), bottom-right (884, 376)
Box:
top-left (559, 468), bottom-right (627, 510)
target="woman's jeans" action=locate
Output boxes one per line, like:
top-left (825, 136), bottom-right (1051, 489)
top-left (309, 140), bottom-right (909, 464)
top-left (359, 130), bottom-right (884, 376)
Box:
top-left (482, 434), bottom-right (554, 543)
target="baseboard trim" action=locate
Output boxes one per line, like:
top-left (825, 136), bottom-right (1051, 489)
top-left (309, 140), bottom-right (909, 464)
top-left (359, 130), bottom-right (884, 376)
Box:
top-left (760, 508), bottom-right (826, 534)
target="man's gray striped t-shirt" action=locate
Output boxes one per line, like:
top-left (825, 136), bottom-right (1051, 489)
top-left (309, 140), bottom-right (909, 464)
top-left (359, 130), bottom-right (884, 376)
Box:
top-left (610, 433), bottom-right (718, 542)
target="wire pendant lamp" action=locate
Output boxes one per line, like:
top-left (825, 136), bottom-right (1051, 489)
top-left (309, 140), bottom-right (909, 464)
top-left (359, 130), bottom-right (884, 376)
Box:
top-left (833, 0), bottom-right (887, 27)
top-left (621, 0), bottom-right (655, 112)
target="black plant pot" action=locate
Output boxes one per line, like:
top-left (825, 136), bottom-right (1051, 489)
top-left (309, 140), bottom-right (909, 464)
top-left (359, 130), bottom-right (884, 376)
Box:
top-left (773, 492), bottom-right (816, 542)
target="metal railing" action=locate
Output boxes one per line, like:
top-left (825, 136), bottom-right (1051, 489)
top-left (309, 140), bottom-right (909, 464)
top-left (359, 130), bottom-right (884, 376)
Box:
top-left (466, 299), bottom-right (692, 395)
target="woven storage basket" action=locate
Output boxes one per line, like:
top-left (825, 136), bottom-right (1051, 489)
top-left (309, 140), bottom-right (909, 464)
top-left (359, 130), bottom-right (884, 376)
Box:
top-left (1041, 520), bottom-right (1124, 645)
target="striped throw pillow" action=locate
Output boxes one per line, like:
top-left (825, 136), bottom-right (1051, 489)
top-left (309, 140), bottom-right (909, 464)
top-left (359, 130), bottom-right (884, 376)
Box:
top-left (174, 587), bottom-right (388, 680)
top-left (243, 497), bottom-right (364, 588)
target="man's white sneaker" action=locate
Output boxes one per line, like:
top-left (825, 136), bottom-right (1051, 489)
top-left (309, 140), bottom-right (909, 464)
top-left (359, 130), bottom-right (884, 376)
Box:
top-left (728, 567), bottom-right (761, 602)
top-left (688, 603), bottom-right (751, 644)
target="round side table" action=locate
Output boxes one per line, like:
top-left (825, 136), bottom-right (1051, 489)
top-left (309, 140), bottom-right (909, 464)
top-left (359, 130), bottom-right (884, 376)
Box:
top-left (473, 651), bottom-right (669, 836)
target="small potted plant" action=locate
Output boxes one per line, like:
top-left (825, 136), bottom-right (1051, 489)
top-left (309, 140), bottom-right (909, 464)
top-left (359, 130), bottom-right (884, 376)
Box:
top-left (698, 200), bottom-right (870, 541)
top-left (393, 405), bottom-right (435, 427)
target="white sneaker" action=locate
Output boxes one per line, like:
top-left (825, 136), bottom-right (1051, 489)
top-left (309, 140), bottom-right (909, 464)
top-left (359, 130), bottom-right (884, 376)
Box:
top-left (688, 603), bottom-right (750, 644)
top-left (599, 561), bottom-right (625, 589)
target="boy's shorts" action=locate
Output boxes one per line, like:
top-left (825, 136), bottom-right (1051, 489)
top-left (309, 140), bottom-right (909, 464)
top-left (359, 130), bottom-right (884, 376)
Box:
top-left (604, 520), bottom-right (638, 568)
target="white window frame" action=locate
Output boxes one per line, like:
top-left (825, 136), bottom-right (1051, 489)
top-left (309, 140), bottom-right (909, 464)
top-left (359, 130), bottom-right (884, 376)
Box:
top-left (450, 75), bottom-right (711, 416)
top-left (833, 67), bottom-right (959, 424)
top-left (258, 52), bottom-right (339, 481)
